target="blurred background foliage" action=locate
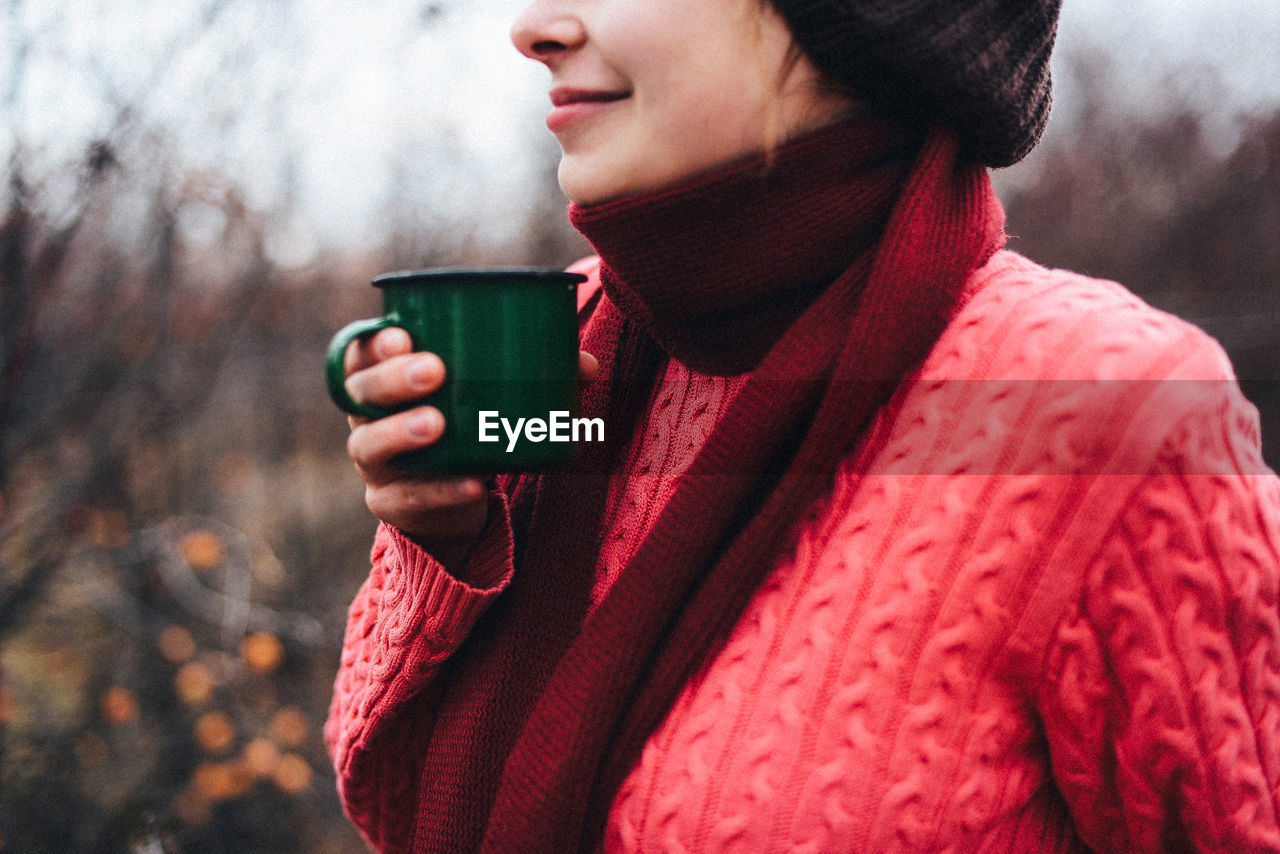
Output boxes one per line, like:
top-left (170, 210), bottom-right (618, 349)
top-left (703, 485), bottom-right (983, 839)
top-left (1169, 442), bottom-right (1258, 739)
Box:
top-left (1, 0), bottom-right (1278, 852)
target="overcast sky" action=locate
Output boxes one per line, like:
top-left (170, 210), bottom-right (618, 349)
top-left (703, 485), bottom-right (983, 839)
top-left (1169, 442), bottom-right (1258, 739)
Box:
top-left (4, 0), bottom-right (1280, 255)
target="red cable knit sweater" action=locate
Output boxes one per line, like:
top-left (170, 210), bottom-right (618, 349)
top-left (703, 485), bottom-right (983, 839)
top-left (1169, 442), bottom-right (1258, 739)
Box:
top-left (327, 250), bottom-right (1280, 853)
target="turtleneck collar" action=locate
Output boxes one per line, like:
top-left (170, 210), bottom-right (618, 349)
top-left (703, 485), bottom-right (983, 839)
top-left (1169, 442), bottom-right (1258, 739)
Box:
top-left (569, 116), bottom-right (921, 375)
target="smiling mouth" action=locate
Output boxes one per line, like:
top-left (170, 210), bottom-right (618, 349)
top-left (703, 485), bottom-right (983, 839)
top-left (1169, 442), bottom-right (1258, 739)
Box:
top-left (550, 88), bottom-right (631, 108)
top-left (546, 88), bottom-right (631, 132)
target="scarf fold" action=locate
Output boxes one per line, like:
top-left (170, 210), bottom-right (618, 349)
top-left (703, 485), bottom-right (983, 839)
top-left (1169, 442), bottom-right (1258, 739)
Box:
top-left (572, 117), bottom-right (917, 375)
top-left (410, 117), bottom-right (1006, 853)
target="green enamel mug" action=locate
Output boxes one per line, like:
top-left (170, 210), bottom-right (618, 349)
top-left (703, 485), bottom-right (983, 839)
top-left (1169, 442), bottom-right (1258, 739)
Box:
top-left (325, 268), bottom-right (586, 474)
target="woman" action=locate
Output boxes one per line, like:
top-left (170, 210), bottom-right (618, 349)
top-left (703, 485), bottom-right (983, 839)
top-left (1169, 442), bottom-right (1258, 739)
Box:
top-left (327, 0), bottom-right (1280, 851)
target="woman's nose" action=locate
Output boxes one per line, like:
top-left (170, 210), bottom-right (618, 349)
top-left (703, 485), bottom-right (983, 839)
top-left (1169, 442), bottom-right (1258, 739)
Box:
top-left (511, 0), bottom-right (586, 63)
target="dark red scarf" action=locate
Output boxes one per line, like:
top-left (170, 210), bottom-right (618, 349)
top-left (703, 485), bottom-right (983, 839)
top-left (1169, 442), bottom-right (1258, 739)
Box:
top-left (410, 117), bottom-right (1005, 853)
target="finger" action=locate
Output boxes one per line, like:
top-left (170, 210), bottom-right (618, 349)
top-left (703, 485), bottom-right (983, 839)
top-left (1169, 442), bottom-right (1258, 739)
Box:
top-left (578, 350), bottom-right (600, 384)
top-left (348, 406), bottom-right (445, 477)
top-left (344, 351), bottom-right (446, 411)
top-left (343, 327), bottom-right (413, 375)
top-left (365, 477), bottom-right (487, 524)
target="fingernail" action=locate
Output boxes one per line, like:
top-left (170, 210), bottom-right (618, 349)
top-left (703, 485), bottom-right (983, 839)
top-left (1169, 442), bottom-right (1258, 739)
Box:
top-left (406, 408), bottom-right (442, 438)
top-left (406, 354), bottom-right (443, 391)
top-left (452, 478), bottom-right (483, 499)
top-left (374, 329), bottom-right (409, 359)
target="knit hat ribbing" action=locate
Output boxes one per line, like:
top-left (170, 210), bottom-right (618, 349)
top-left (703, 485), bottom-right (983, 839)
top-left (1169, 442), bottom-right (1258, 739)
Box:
top-left (771, 0), bottom-right (1062, 167)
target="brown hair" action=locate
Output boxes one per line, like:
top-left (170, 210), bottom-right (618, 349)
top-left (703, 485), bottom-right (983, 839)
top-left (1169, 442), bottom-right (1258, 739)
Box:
top-left (752, 0), bottom-right (862, 160)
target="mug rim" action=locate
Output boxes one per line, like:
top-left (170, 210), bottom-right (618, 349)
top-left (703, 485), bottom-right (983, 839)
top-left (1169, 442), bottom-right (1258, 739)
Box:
top-left (372, 268), bottom-right (588, 288)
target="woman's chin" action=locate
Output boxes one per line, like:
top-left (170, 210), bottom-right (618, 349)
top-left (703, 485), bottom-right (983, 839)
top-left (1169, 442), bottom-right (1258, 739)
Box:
top-left (558, 160), bottom-right (626, 207)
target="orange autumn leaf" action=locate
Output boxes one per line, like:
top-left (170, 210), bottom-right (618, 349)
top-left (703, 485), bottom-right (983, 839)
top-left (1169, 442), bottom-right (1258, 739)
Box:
top-left (267, 706), bottom-right (309, 748)
top-left (174, 662), bottom-right (216, 706)
top-left (179, 530), bottom-right (226, 570)
top-left (240, 632), bottom-right (284, 674)
top-left (101, 686), bottom-right (139, 725)
top-left (242, 737), bottom-right (281, 777)
top-left (190, 760), bottom-right (253, 802)
top-left (272, 753), bottom-right (313, 794)
top-left (194, 710), bottom-right (236, 754)
top-left (158, 625), bottom-right (197, 663)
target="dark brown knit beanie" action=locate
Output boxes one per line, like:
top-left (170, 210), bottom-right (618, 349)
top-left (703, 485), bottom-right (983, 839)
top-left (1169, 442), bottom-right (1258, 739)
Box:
top-left (770, 0), bottom-right (1061, 167)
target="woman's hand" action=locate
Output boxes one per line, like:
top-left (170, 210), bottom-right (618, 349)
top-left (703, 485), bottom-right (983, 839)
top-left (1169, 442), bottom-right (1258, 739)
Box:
top-left (342, 328), bottom-right (599, 571)
top-left (343, 327), bottom-right (488, 569)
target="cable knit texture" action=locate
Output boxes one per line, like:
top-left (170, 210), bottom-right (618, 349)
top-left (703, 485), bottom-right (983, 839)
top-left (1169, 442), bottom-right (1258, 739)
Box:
top-left (386, 122), bottom-right (1002, 854)
top-left (326, 251), bottom-right (1280, 852)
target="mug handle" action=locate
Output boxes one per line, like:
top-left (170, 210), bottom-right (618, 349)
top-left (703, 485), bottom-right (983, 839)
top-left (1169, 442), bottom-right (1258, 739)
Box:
top-left (325, 317), bottom-right (399, 419)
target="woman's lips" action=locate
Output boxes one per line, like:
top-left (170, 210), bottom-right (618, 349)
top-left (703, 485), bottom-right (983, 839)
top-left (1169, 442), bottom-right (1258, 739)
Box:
top-left (547, 87), bottom-right (629, 132)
